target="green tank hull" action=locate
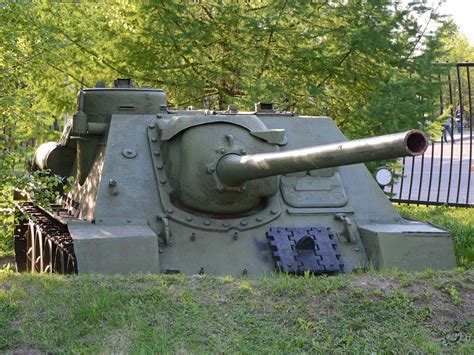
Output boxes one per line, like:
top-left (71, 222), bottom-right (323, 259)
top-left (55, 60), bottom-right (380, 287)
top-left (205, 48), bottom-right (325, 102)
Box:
top-left (14, 80), bottom-right (456, 276)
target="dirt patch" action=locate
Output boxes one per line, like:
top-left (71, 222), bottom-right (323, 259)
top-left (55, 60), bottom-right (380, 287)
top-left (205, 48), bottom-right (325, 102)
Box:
top-left (346, 272), bottom-right (474, 342)
top-left (307, 297), bottom-right (341, 318)
top-left (102, 329), bottom-right (131, 353)
top-left (348, 275), bottom-right (400, 292)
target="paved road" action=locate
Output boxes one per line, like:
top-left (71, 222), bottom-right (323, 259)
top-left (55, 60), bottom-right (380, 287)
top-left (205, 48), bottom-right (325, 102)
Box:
top-left (387, 128), bottom-right (474, 206)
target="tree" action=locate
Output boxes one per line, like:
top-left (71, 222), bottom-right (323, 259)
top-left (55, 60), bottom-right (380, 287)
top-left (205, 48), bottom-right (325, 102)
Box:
top-left (431, 21), bottom-right (474, 127)
top-left (0, 0), bottom-right (454, 247)
top-left (437, 20), bottom-right (474, 62)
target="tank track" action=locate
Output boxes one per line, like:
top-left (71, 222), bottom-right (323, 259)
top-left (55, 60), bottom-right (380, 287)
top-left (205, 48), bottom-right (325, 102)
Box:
top-left (266, 226), bottom-right (344, 274)
top-left (14, 202), bottom-right (77, 274)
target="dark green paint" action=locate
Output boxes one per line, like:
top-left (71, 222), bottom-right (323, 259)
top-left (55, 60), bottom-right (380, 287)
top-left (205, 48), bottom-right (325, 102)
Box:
top-left (27, 82), bottom-right (456, 276)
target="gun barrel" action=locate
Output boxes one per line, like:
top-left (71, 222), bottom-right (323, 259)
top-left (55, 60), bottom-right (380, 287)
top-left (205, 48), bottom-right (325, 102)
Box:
top-left (217, 130), bottom-right (427, 186)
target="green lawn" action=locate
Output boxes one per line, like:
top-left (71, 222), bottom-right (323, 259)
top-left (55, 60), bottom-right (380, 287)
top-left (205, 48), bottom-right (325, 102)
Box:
top-left (0, 270), bottom-right (472, 353)
top-left (0, 204), bottom-right (472, 353)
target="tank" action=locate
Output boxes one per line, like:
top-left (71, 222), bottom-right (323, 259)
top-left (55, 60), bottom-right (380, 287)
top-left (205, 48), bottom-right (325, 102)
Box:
top-left (13, 79), bottom-right (456, 276)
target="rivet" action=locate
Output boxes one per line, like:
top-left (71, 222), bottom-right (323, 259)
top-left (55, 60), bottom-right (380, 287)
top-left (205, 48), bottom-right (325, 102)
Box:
top-left (217, 186), bottom-right (224, 192)
top-left (354, 247), bottom-right (360, 252)
top-left (204, 220), bottom-right (211, 226)
top-left (127, 219), bottom-right (131, 223)
top-left (239, 185), bottom-right (246, 192)
top-left (151, 137), bottom-right (157, 142)
top-left (167, 208), bottom-right (174, 214)
top-left (240, 219), bottom-right (248, 226)
top-left (159, 249), bottom-right (164, 254)
top-left (156, 162), bottom-right (163, 169)
top-left (185, 216), bottom-right (193, 222)
top-left (233, 232), bottom-right (238, 240)
top-left (271, 209), bottom-right (278, 215)
top-left (256, 216), bottom-right (263, 222)
top-left (240, 149), bottom-right (247, 154)
top-left (220, 148), bottom-right (226, 154)
top-left (209, 166), bottom-right (216, 173)
top-left (154, 151), bottom-right (160, 156)
top-left (122, 148), bottom-right (137, 159)
top-left (156, 114), bottom-right (162, 119)
top-left (159, 178), bottom-right (167, 184)
top-left (149, 123), bottom-right (155, 129)
top-left (109, 179), bottom-right (117, 187)
top-left (190, 233), bottom-right (196, 241)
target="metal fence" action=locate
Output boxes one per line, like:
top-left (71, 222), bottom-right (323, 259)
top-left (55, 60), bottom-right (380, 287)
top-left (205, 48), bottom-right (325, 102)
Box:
top-left (389, 62), bottom-right (473, 207)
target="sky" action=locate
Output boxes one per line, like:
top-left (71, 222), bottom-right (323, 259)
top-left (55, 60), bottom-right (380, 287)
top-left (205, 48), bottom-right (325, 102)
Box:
top-left (436, 0), bottom-right (474, 44)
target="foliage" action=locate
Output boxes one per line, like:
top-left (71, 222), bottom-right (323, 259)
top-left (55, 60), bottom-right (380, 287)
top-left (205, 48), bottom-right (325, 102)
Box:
top-left (438, 20), bottom-right (474, 62)
top-left (0, 1), bottom-right (463, 247)
top-left (2, 1), bottom-right (450, 134)
top-left (431, 20), bottom-right (474, 125)
top-left (0, 169), bottom-right (71, 254)
top-left (423, 105), bottom-right (452, 140)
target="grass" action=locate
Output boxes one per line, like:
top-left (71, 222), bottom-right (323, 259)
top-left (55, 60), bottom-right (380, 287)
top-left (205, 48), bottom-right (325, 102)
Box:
top-left (396, 204), bottom-right (474, 267)
top-left (0, 269), bottom-right (472, 353)
top-left (0, 204), bottom-right (472, 352)
top-left (0, 209), bottom-right (14, 256)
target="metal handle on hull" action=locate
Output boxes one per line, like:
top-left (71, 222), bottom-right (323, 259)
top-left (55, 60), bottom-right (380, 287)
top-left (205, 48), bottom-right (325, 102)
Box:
top-left (217, 130), bottom-right (428, 186)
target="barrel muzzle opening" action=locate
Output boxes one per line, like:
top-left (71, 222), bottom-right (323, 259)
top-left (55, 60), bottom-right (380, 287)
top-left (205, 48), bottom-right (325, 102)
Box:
top-left (405, 130), bottom-right (428, 155)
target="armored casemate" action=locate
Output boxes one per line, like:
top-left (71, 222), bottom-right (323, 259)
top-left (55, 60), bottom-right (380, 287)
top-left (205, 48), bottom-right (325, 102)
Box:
top-left (14, 79), bottom-right (456, 276)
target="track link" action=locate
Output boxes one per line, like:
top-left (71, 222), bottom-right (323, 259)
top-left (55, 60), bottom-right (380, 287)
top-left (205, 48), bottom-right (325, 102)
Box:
top-left (14, 202), bottom-right (77, 274)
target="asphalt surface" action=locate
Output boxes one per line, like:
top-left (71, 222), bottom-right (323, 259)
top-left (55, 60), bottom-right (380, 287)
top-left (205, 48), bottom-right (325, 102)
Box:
top-left (387, 128), bottom-right (474, 206)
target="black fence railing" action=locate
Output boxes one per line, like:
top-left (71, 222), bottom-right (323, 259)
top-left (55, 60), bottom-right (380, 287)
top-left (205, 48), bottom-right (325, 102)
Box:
top-left (389, 62), bottom-right (473, 207)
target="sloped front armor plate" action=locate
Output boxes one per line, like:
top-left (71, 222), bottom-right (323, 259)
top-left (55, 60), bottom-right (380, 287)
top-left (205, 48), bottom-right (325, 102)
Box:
top-left (266, 227), bottom-right (344, 274)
